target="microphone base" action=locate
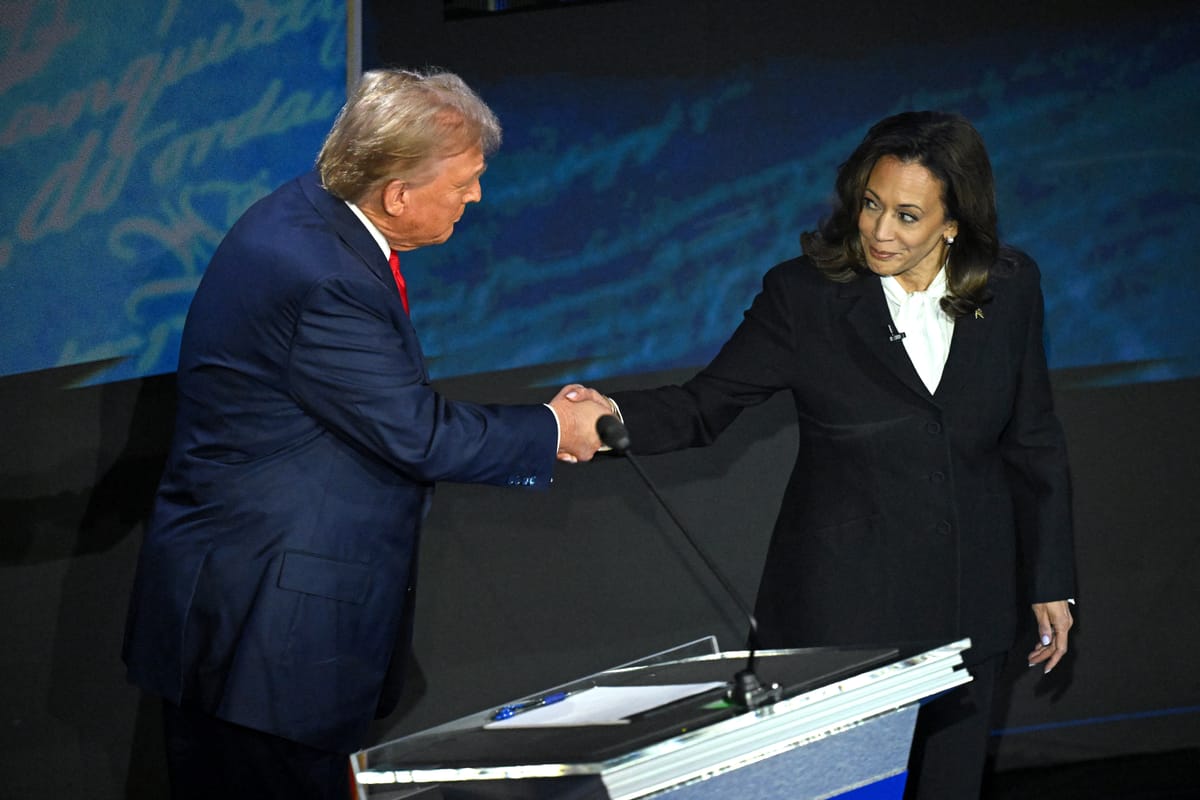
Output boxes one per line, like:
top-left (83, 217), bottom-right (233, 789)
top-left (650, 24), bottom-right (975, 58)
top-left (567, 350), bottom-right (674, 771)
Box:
top-left (727, 668), bottom-right (783, 710)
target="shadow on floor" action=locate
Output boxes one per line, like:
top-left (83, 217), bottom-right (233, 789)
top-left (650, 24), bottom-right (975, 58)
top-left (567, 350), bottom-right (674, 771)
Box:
top-left (982, 748), bottom-right (1200, 799)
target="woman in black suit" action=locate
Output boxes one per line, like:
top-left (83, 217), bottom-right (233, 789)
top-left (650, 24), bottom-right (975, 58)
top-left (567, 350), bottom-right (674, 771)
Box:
top-left (601, 111), bottom-right (1076, 799)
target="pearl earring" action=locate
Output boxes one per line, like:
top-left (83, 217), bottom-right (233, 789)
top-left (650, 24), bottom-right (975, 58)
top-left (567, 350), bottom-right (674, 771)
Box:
top-left (945, 236), bottom-right (955, 244)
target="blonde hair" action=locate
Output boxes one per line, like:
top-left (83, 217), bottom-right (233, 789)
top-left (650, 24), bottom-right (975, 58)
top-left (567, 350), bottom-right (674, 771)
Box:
top-left (317, 68), bottom-right (502, 202)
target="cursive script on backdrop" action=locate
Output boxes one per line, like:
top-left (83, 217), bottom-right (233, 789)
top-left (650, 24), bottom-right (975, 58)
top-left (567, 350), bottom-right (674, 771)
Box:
top-left (0, 0), bottom-right (343, 380)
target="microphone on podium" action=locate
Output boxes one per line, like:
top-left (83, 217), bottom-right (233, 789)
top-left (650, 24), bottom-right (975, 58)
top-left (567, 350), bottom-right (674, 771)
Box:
top-left (595, 414), bottom-right (782, 710)
top-left (595, 414), bottom-right (631, 453)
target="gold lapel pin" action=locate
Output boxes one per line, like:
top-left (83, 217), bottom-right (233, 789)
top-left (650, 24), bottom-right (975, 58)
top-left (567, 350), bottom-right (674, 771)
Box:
top-left (975, 308), bottom-right (985, 320)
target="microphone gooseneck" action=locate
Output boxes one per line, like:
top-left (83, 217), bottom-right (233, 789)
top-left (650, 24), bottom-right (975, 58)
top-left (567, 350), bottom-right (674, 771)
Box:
top-left (595, 414), bottom-right (781, 710)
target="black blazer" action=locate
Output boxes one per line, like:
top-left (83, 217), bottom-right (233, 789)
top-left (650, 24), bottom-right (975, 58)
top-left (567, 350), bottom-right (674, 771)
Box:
top-left (611, 248), bottom-right (1075, 662)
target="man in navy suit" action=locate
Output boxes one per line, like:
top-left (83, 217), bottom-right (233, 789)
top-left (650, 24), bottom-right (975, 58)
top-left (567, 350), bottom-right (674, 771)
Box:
top-left (122, 68), bottom-right (612, 799)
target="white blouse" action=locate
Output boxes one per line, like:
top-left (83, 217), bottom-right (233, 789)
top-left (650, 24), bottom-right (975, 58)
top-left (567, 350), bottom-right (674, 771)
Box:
top-left (881, 268), bottom-right (954, 394)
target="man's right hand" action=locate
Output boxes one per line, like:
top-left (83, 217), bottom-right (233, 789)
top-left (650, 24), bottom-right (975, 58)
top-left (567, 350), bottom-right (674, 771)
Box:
top-left (548, 384), bottom-right (613, 463)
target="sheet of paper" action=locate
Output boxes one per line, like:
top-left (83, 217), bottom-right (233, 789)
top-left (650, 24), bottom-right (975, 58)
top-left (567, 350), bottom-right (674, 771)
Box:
top-left (484, 682), bottom-right (727, 729)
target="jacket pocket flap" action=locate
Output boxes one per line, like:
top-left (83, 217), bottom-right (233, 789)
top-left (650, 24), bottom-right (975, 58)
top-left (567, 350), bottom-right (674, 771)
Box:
top-left (278, 551), bottom-right (371, 604)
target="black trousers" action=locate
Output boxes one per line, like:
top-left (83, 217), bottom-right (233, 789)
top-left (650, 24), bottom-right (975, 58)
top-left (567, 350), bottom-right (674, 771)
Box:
top-left (162, 701), bottom-right (352, 800)
top-left (903, 656), bottom-right (1003, 800)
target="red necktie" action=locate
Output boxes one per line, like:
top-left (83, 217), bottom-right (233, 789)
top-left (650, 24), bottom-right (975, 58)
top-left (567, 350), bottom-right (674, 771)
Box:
top-left (388, 250), bottom-right (409, 314)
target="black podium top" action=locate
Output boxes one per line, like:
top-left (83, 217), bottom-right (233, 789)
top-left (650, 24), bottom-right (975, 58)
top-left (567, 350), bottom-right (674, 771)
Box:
top-left (361, 646), bottom-right (897, 770)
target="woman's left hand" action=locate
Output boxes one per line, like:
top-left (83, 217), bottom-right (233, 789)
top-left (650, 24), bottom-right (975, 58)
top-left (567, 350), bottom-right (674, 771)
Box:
top-left (1028, 600), bottom-right (1074, 674)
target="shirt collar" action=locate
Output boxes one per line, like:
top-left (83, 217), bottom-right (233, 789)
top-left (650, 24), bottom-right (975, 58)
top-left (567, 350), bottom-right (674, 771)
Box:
top-left (345, 202), bottom-right (391, 259)
top-left (881, 266), bottom-right (948, 306)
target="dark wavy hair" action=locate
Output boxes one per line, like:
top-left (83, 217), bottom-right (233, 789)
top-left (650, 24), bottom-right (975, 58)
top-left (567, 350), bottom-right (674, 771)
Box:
top-left (801, 111), bottom-right (999, 318)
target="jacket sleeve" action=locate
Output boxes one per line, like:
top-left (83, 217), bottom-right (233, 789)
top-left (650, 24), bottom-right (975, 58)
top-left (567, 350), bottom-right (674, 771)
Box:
top-left (286, 273), bottom-right (557, 488)
top-left (998, 254), bottom-right (1077, 602)
top-left (611, 261), bottom-right (798, 454)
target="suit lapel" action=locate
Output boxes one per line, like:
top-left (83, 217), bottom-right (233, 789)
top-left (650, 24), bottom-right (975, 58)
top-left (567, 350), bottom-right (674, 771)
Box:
top-left (297, 172), bottom-right (429, 381)
top-left (298, 171), bottom-right (395, 291)
top-left (934, 296), bottom-right (991, 404)
top-left (838, 276), bottom-right (933, 403)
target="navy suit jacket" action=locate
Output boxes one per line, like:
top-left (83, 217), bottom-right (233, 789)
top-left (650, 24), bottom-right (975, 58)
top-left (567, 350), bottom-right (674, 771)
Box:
top-left (612, 249), bottom-right (1075, 663)
top-left (123, 171), bottom-right (558, 752)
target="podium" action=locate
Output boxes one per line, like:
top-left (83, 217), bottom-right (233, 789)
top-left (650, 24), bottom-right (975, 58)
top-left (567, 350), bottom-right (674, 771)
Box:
top-left (352, 638), bottom-right (971, 800)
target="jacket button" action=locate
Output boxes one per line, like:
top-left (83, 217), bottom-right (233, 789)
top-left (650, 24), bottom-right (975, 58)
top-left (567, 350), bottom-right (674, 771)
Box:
top-left (925, 422), bottom-right (942, 435)
top-left (930, 471), bottom-right (946, 484)
top-left (936, 520), bottom-right (952, 535)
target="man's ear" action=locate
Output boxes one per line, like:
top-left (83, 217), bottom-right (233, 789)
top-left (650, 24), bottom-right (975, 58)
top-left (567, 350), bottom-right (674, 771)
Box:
top-left (382, 179), bottom-right (407, 216)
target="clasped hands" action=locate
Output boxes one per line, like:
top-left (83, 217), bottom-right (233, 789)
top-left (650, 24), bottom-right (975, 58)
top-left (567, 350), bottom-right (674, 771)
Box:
top-left (548, 383), bottom-right (615, 463)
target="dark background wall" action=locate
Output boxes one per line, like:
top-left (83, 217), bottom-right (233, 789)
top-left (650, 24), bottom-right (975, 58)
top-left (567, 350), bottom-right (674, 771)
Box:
top-left (3, 362), bottom-right (1199, 797)
top-left (2, 1), bottom-right (1199, 798)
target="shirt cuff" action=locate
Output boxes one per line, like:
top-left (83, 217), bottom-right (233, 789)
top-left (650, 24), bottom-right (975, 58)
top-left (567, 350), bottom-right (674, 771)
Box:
top-left (543, 403), bottom-right (561, 453)
top-left (596, 395), bottom-right (622, 452)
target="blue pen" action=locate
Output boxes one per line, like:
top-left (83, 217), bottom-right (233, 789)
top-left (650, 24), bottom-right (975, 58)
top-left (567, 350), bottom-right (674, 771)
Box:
top-left (491, 690), bottom-right (573, 721)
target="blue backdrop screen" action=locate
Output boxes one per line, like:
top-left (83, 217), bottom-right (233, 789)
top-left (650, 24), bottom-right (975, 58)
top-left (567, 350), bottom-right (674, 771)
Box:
top-left (397, 8), bottom-right (1200, 388)
top-left (0, 0), bottom-right (344, 384)
top-left (2, 1), bottom-right (1197, 389)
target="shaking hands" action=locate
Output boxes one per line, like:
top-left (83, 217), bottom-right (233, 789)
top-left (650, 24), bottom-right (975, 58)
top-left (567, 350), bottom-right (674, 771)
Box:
top-left (548, 383), bottom-right (614, 463)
